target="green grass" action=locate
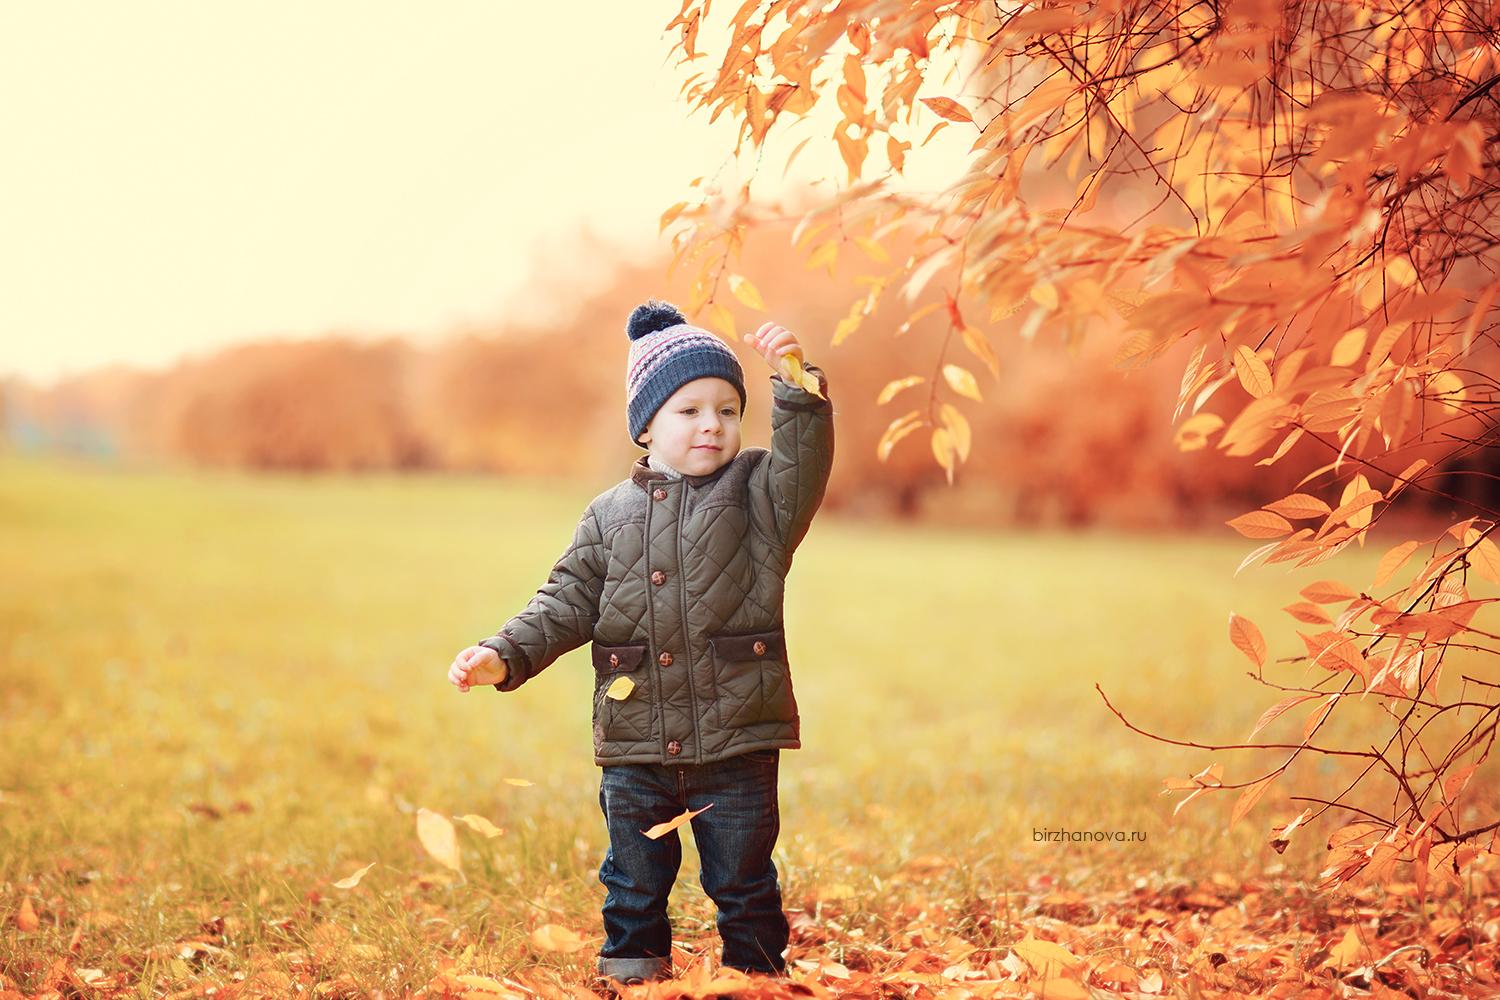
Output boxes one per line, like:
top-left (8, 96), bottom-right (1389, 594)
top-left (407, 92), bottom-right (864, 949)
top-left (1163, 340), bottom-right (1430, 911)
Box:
top-left (0, 452), bottom-right (1486, 993)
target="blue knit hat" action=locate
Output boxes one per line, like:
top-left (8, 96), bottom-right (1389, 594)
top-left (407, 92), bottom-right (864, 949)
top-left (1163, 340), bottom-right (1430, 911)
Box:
top-left (625, 300), bottom-right (746, 448)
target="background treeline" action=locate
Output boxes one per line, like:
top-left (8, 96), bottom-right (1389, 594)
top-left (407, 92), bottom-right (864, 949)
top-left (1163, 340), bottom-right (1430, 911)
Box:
top-left (3, 222), bottom-right (1485, 530)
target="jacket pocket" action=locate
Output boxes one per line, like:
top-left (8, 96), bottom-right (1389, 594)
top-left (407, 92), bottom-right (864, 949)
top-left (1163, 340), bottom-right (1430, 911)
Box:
top-left (708, 627), bottom-right (798, 728)
top-left (592, 641), bottom-right (653, 742)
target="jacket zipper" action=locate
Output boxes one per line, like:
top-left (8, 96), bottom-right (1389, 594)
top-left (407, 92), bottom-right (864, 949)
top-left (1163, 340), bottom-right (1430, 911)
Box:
top-left (677, 485), bottom-right (702, 763)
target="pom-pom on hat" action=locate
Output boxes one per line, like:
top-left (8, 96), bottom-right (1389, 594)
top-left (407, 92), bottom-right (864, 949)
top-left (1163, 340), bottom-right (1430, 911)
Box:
top-left (625, 299), bottom-right (746, 448)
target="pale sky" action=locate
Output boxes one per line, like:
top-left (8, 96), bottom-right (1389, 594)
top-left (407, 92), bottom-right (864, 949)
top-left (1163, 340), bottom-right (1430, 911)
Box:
top-left (1, 3), bottom-right (972, 387)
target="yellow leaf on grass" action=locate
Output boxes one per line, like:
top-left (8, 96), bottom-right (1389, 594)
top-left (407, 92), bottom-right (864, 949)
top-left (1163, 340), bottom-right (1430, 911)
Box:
top-left (456, 814), bottom-right (505, 838)
top-left (416, 807), bottom-right (461, 872)
top-left (1010, 934), bottom-right (1085, 978)
top-left (452, 973), bottom-right (520, 998)
top-left (529, 923), bottom-right (587, 953)
top-left (332, 861), bottom-right (376, 889)
top-left (605, 675), bottom-right (636, 701)
top-left (643, 803), bottom-right (714, 839)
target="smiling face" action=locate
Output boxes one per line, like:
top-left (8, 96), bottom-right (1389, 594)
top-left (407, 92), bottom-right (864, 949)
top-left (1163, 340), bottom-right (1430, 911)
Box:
top-left (637, 376), bottom-right (742, 474)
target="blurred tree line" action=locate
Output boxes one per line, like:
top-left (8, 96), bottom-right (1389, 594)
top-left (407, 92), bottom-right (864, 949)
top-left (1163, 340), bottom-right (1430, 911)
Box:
top-left (0, 221), bottom-right (1476, 530)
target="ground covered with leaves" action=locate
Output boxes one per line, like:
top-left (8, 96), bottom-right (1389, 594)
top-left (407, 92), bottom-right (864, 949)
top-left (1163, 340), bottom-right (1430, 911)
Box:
top-left (3, 458), bottom-right (1497, 998)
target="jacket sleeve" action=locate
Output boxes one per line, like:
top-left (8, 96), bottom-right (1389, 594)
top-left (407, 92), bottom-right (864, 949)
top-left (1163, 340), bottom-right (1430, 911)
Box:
top-left (478, 503), bottom-right (607, 692)
top-left (753, 362), bottom-right (834, 554)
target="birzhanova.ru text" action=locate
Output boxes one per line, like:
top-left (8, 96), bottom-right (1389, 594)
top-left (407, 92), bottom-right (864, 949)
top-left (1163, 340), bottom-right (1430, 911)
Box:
top-left (1034, 827), bottom-right (1147, 843)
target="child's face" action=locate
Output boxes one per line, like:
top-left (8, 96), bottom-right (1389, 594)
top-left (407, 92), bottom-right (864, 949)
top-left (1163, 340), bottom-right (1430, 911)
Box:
top-left (638, 376), bottom-right (742, 474)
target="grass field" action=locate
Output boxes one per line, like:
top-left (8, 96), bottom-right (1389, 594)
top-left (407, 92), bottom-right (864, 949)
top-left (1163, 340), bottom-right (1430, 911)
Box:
top-left (2, 452), bottom-right (1490, 996)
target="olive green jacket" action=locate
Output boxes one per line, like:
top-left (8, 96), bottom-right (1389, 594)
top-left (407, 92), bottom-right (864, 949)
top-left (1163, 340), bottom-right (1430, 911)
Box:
top-left (479, 365), bottom-right (833, 766)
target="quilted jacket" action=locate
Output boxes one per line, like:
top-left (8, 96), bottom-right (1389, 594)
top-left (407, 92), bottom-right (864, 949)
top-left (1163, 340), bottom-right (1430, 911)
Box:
top-left (478, 364), bottom-right (834, 766)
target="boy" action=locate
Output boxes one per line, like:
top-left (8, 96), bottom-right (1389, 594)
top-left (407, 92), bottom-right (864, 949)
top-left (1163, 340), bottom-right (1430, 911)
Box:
top-left (447, 299), bottom-right (834, 985)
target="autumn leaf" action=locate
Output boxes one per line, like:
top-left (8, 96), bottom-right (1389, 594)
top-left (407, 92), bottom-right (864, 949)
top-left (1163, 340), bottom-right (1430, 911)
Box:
top-left (455, 814), bottom-right (505, 838)
top-left (920, 95), bottom-right (974, 124)
top-left (1269, 807), bottom-right (1313, 853)
top-left (643, 802), bottom-right (714, 839)
top-left (416, 807), bottom-right (461, 872)
top-left (1009, 934), bottom-right (1084, 978)
top-left (605, 675), bottom-right (635, 701)
top-left (1226, 510), bottom-right (1293, 539)
top-left (1230, 773), bottom-right (1277, 827)
top-left (777, 351), bottom-right (825, 397)
top-left (529, 923), bottom-right (587, 953)
top-left (941, 363), bottom-right (983, 401)
top-left (876, 375), bottom-right (925, 404)
top-left (16, 896), bottom-right (39, 932)
top-left (1228, 612), bottom-right (1266, 667)
top-left (1264, 493), bottom-right (1332, 519)
top-left (1301, 579), bottom-right (1357, 604)
top-left (727, 273), bottom-right (765, 310)
top-left (877, 409), bottom-right (924, 461)
top-left (1233, 345), bottom-right (1273, 397)
top-left (502, 778), bottom-right (533, 787)
top-left (1247, 695), bottom-right (1318, 741)
top-left (332, 861), bottom-right (376, 889)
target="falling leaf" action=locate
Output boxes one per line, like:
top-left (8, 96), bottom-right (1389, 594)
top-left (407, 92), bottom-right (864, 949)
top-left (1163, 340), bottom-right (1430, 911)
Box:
top-left (643, 803), bottom-right (714, 839)
top-left (456, 814), bottom-right (505, 838)
top-left (417, 807), bottom-right (461, 872)
top-left (332, 861), bottom-right (376, 889)
top-left (529, 923), bottom-right (587, 953)
top-left (605, 675), bottom-right (635, 701)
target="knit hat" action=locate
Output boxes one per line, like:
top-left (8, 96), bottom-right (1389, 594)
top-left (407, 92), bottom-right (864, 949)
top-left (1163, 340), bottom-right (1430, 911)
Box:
top-left (625, 299), bottom-right (746, 448)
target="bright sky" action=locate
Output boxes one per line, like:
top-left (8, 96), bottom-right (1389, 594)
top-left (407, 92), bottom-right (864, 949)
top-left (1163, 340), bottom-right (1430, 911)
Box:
top-left (1, 3), bottom-right (972, 387)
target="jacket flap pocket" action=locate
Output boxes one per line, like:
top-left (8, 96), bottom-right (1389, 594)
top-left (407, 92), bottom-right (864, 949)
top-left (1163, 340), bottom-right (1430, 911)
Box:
top-left (708, 628), bottom-right (785, 662)
top-left (593, 642), bottom-right (648, 673)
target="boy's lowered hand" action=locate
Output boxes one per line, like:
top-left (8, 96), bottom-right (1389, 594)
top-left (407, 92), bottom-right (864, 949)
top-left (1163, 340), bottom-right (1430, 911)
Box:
top-left (449, 645), bottom-right (507, 693)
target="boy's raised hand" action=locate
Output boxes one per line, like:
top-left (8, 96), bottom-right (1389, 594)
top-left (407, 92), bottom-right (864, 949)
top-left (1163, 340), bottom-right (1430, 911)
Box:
top-left (742, 322), bottom-right (802, 371)
top-left (449, 645), bottom-right (506, 693)
top-left (743, 322), bottom-right (824, 398)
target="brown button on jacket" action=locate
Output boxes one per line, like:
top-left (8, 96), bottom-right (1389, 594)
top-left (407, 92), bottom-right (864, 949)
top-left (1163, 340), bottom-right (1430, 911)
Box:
top-left (478, 365), bottom-right (834, 765)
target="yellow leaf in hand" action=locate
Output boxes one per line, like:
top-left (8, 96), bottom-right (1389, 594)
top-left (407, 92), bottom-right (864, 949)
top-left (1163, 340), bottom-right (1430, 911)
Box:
top-left (605, 675), bottom-right (635, 700)
top-left (416, 807), bottom-right (461, 872)
top-left (778, 352), bottom-right (825, 398)
top-left (643, 802), bottom-right (714, 839)
top-left (332, 861), bottom-right (377, 889)
top-left (456, 813), bottom-right (505, 838)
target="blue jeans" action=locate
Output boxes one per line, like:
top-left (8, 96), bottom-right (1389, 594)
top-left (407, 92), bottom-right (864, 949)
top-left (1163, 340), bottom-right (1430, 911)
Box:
top-left (595, 748), bottom-right (789, 982)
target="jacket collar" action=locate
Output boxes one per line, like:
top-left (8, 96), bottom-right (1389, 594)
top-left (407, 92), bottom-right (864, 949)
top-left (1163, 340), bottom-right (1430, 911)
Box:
top-left (631, 452), bottom-right (732, 490)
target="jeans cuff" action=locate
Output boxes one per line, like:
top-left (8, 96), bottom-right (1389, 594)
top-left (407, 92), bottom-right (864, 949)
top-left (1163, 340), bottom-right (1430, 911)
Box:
top-left (597, 954), bottom-right (672, 982)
